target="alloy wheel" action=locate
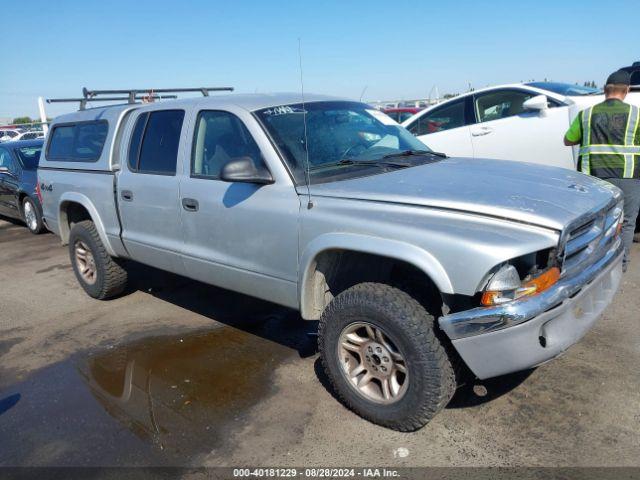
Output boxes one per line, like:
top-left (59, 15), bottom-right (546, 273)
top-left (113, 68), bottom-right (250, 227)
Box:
top-left (74, 240), bottom-right (97, 285)
top-left (337, 321), bottom-right (409, 404)
top-left (23, 200), bottom-right (38, 232)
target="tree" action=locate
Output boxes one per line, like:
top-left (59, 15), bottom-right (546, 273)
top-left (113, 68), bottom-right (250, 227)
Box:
top-left (12, 116), bottom-right (33, 125)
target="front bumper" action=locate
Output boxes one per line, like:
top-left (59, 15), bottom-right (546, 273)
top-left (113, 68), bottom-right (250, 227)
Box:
top-left (439, 240), bottom-right (623, 379)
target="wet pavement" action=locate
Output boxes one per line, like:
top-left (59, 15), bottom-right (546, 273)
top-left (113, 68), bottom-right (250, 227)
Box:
top-left (1, 217), bottom-right (639, 468)
top-left (0, 321), bottom-right (313, 466)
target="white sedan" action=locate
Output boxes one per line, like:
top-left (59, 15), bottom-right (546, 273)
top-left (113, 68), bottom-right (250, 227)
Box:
top-left (14, 130), bottom-right (45, 141)
top-left (401, 82), bottom-right (640, 169)
top-left (0, 128), bottom-right (25, 142)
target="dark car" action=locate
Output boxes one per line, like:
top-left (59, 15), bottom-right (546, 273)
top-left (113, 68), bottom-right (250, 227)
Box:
top-left (0, 139), bottom-right (46, 234)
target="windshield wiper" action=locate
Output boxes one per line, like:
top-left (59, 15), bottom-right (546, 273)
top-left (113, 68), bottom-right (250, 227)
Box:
top-left (309, 159), bottom-right (412, 171)
top-left (383, 149), bottom-right (448, 159)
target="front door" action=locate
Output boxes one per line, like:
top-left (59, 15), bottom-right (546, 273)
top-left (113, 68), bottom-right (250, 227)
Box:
top-left (178, 109), bottom-right (300, 307)
top-left (470, 89), bottom-right (574, 169)
top-left (117, 109), bottom-right (187, 275)
top-left (405, 98), bottom-right (474, 157)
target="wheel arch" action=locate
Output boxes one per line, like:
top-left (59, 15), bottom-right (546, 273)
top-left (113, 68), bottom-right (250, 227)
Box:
top-left (18, 190), bottom-right (41, 208)
top-left (58, 193), bottom-right (115, 255)
top-left (299, 233), bottom-right (454, 320)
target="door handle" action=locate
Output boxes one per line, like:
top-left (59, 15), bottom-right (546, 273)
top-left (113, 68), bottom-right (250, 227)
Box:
top-left (121, 190), bottom-right (133, 201)
top-left (471, 127), bottom-right (493, 137)
top-left (182, 198), bottom-right (199, 212)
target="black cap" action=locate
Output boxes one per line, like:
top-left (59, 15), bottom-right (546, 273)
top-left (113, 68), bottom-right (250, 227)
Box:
top-left (606, 70), bottom-right (631, 86)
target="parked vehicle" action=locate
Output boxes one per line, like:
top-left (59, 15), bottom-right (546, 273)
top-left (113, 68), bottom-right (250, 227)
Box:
top-left (0, 139), bottom-right (46, 233)
top-left (402, 82), bottom-right (640, 168)
top-left (0, 128), bottom-right (25, 143)
top-left (382, 107), bottom-right (422, 123)
top-left (39, 90), bottom-right (624, 431)
top-left (14, 130), bottom-right (45, 141)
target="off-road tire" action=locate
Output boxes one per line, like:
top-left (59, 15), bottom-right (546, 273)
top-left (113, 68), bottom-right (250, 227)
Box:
top-left (319, 282), bottom-right (456, 431)
top-left (68, 220), bottom-right (127, 299)
top-left (22, 196), bottom-right (44, 234)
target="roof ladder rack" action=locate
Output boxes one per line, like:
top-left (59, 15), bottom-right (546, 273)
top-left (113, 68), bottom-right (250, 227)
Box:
top-left (46, 86), bottom-right (234, 110)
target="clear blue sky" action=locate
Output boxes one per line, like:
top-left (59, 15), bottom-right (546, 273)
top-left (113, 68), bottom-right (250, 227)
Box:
top-left (2, 0), bottom-right (638, 119)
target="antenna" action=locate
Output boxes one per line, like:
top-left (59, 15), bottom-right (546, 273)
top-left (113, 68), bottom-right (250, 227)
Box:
top-left (359, 85), bottom-right (368, 102)
top-left (298, 38), bottom-right (313, 210)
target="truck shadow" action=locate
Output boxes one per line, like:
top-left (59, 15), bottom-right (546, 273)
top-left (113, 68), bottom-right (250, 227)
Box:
top-left (447, 368), bottom-right (535, 408)
top-left (123, 260), bottom-right (535, 413)
top-left (123, 260), bottom-right (318, 359)
top-left (312, 358), bottom-right (535, 412)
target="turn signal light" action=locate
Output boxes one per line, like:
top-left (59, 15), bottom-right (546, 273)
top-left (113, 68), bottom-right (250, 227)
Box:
top-left (481, 267), bottom-right (560, 306)
top-left (524, 266), bottom-right (560, 293)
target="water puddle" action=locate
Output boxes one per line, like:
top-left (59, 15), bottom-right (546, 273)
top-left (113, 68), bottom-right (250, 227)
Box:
top-left (81, 327), bottom-right (298, 453)
top-left (0, 317), bottom-right (316, 466)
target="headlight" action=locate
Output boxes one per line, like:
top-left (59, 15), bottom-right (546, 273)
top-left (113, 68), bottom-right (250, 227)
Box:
top-left (481, 264), bottom-right (560, 306)
top-left (614, 202), bottom-right (624, 237)
top-left (602, 202), bottom-right (624, 239)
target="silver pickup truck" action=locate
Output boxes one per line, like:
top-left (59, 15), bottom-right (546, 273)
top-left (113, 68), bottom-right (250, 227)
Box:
top-left (38, 91), bottom-right (624, 431)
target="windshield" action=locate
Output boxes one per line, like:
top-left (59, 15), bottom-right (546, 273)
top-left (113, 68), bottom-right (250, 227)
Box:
top-left (255, 101), bottom-right (433, 184)
top-left (14, 145), bottom-right (42, 169)
top-left (526, 82), bottom-right (601, 96)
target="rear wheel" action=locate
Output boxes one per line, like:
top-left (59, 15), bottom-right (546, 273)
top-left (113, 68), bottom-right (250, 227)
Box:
top-left (69, 220), bottom-right (127, 299)
top-left (319, 282), bottom-right (456, 431)
top-left (22, 196), bottom-right (44, 234)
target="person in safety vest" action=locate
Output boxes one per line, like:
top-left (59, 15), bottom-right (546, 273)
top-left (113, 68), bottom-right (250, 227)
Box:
top-left (564, 70), bottom-right (640, 272)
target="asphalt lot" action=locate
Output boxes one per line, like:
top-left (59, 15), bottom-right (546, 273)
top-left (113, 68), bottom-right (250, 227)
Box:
top-left (1, 216), bottom-right (639, 468)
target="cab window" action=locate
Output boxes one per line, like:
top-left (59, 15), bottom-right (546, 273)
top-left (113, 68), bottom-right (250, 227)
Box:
top-left (191, 110), bottom-right (263, 179)
top-left (129, 110), bottom-right (185, 175)
top-left (408, 100), bottom-right (465, 136)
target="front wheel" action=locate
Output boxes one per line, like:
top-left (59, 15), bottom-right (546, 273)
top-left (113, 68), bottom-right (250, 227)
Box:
top-left (319, 282), bottom-right (456, 431)
top-left (22, 196), bottom-right (44, 234)
top-left (68, 220), bottom-right (127, 299)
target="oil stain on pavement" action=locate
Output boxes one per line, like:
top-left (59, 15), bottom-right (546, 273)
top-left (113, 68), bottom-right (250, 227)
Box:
top-left (0, 317), bottom-right (315, 466)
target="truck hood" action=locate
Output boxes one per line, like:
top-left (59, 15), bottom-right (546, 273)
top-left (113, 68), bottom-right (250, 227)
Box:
top-left (305, 157), bottom-right (620, 231)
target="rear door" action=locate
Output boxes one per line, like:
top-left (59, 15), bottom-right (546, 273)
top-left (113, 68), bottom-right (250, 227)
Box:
top-left (116, 108), bottom-right (188, 275)
top-left (405, 98), bottom-right (474, 157)
top-left (470, 88), bottom-right (574, 168)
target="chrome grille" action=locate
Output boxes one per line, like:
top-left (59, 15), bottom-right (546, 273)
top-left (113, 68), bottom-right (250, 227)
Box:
top-left (561, 203), bottom-right (621, 278)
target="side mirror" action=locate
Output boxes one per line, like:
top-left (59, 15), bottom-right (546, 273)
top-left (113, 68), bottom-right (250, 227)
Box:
top-left (220, 156), bottom-right (274, 185)
top-left (523, 94), bottom-right (549, 113)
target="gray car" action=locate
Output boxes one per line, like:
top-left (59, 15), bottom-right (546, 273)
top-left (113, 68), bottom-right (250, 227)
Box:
top-left (38, 92), bottom-right (624, 431)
